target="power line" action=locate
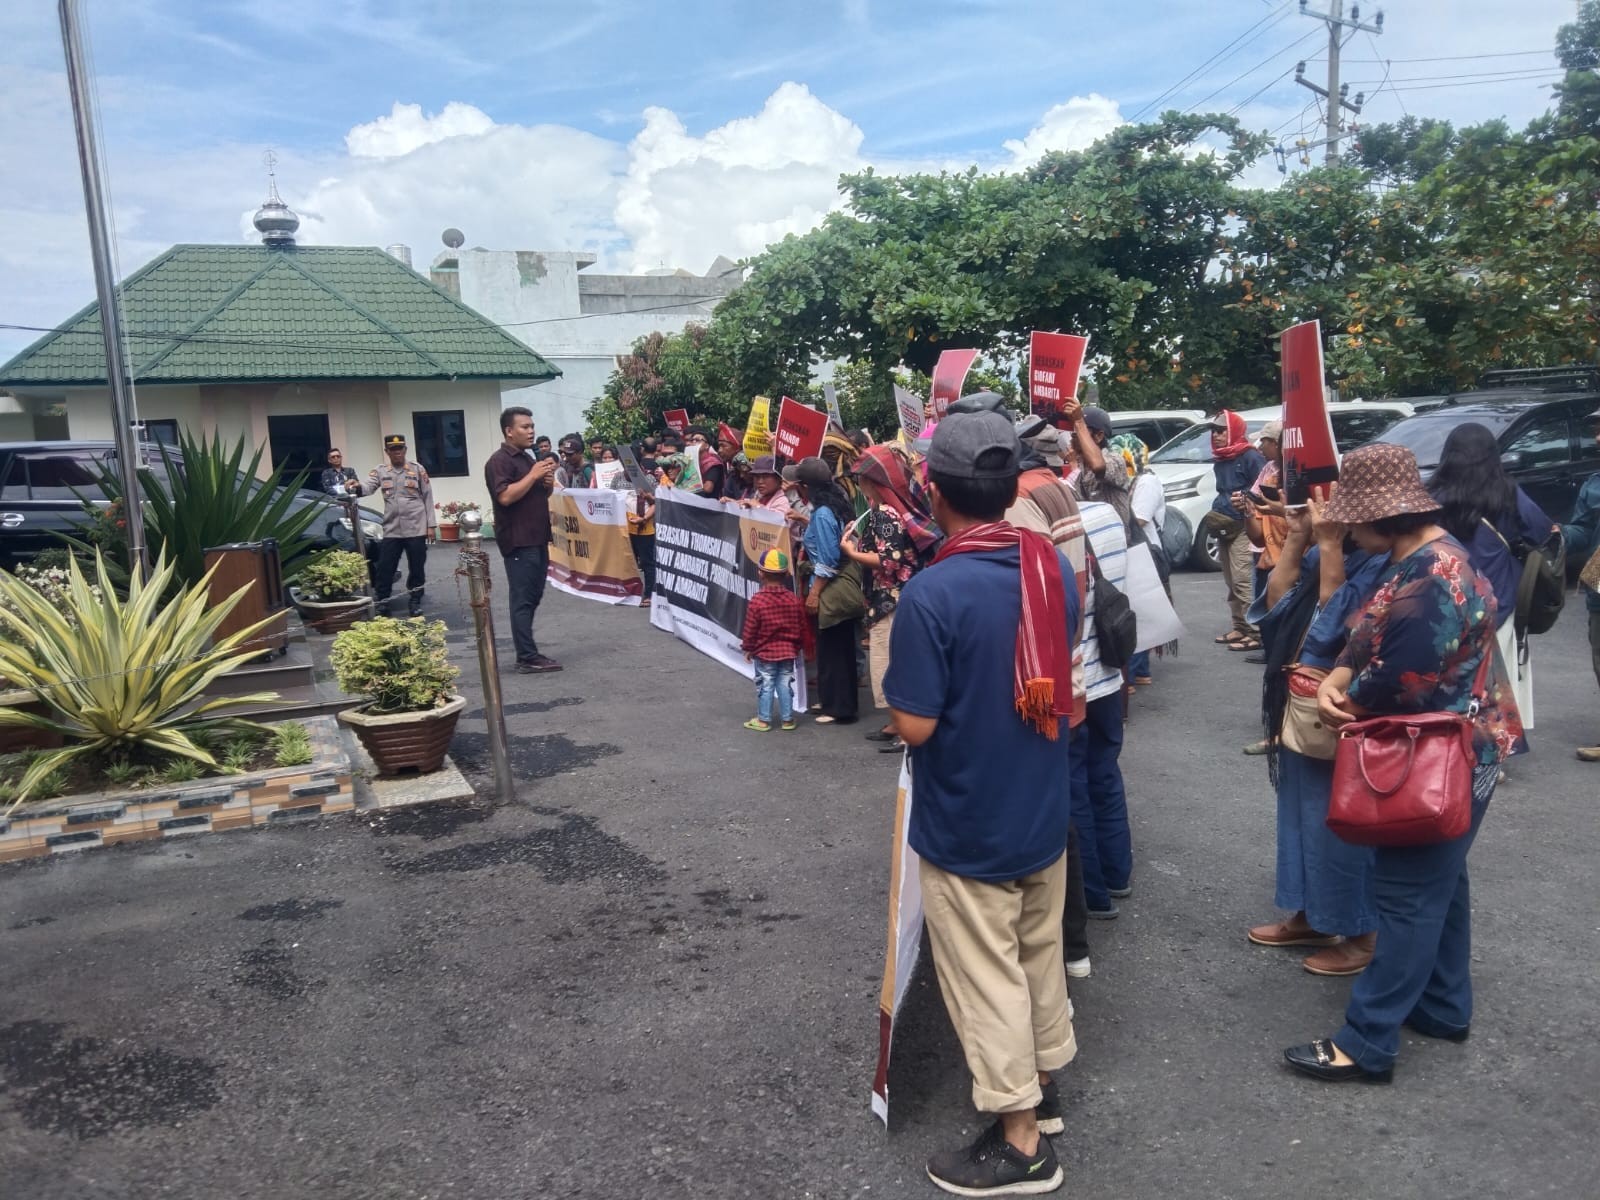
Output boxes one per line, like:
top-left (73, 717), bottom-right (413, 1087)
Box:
top-left (1343, 67), bottom-right (1570, 84)
top-left (1382, 73), bottom-right (1562, 93)
top-left (1335, 49), bottom-right (1554, 63)
top-left (1185, 27), bottom-right (1321, 115)
top-left (1129, 3), bottom-right (1293, 122)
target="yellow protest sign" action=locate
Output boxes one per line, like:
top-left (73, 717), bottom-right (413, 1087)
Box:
top-left (743, 395), bottom-right (772, 459)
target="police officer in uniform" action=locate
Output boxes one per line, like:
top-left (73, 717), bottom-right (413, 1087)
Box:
top-left (350, 434), bottom-right (435, 616)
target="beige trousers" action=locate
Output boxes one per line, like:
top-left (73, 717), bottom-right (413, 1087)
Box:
top-left (867, 612), bottom-right (895, 709)
top-left (919, 854), bottom-right (1078, 1113)
top-left (1218, 527), bottom-right (1257, 638)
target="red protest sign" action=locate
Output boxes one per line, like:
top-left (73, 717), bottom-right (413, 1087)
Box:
top-left (1279, 320), bottom-right (1338, 507)
top-left (772, 396), bottom-right (828, 463)
top-left (928, 349), bottom-right (980, 419)
top-left (663, 409), bottom-right (690, 436)
top-left (1028, 332), bottom-right (1090, 427)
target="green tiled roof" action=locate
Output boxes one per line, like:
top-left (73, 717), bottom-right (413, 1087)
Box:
top-left (0, 245), bottom-right (560, 387)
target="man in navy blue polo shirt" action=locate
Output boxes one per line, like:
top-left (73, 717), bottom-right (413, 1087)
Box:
top-left (884, 410), bottom-right (1080, 1196)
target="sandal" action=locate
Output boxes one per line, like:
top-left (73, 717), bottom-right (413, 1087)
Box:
top-left (1229, 638), bottom-right (1262, 652)
top-left (742, 719), bottom-right (771, 732)
top-left (1215, 632), bottom-right (1248, 645)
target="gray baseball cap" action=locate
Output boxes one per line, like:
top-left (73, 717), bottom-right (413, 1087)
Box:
top-left (1080, 406), bottom-right (1114, 439)
top-left (927, 411), bottom-right (1022, 480)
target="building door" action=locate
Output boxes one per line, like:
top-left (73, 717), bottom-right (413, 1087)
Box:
top-left (267, 414), bottom-right (331, 480)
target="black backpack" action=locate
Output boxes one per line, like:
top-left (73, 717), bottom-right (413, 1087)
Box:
top-left (1484, 519), bottom-right (1566, 637)
top-left (1088, 551), bottom-right (1138, 669)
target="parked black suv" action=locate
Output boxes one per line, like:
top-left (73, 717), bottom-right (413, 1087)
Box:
top-left (0, 440), bottom-right (384, 570)
top-left (1373, 368), bottom-right (1600, 522)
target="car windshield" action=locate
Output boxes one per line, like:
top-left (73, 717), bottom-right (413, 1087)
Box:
top-left (1150, 421), bottom-right (1266, 464)
top-left (1372, 410), bottom-right (1521, 468)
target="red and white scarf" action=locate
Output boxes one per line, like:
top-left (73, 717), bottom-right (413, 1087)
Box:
top-left (932, 521), bottom-right (1073, 740)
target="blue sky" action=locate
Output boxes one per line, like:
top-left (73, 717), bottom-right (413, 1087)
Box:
top-left (0, 0), bottom-right (1580, 361)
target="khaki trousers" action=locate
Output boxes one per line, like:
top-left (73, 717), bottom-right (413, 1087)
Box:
top-left (1218, 527), bottom-right (1257, 638)
top-left (867, 612), bottom-right (895, 709)
top-left (919, 854), bottom-right (1078, 1113)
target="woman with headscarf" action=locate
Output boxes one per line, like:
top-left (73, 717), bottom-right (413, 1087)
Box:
top-left (1282, 444), bottom-right (1523, 1084)
top-left (1429, 422), bottom-right (1557, 729)
top-left (795, 456), bottom-right (861, 724)
top-left (1207, 410), bottom-right (1268, 651)
top-left (841, 445), bottom-right (942, 747)
top-left (822, 428), bottom-right (865, 514)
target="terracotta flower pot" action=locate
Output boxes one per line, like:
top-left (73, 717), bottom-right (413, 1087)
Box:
top-left (338, 694), bottom-right (466, 775)
top-left (438, 523), bottom-right (460, 542)
top-left (0, 687), bottom-right (64, 753)
top-left (294, 594), bottom-right (374, 635)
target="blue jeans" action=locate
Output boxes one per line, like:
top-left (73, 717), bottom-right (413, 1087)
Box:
top-left (502, 546), bottom-right (549, 664)
top-left (1069, 693), bottom-right (1132, 910)
top-left (753, 658), bottom-right (794, 724)
top-left (1128, 649), bottom-right (1151, 680)
top-left (1274, 749), bottom-right (1377, 936)
top-left (1333, 792), bottom-right (1491, 1073)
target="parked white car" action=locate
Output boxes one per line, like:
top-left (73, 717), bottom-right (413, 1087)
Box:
top-left (1149, 401), bottom-right (1414, 571)
top-left (1106, 409), bottom-right (1205, 451)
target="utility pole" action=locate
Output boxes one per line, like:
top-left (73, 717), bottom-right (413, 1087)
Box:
top-left (58, 0), bottom-right (148, 581)
top-left (1294, 0), bottom-right (1382, 165)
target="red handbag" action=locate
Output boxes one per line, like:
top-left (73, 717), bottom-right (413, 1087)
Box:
top-left (1326, 655), bottom-right (1490, 847)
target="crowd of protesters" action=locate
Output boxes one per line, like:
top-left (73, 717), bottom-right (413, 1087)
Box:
top-left (478, 394), bottom-right (1598, 1197)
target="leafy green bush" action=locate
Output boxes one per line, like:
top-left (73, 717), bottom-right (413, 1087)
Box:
top-left (0, 552), bottom-right (277, 808)
top-left (294, 550), bottom-right (370, 601)
top-left (73, 429), bottom-right (323, 592)
top-left (330, 618), bottom-right (459, 715)
top-left (271, 723), bottom-right (313, 767)
top-left (161, 758), bottom-right (203, 784)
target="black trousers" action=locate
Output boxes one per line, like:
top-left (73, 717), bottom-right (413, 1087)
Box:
top-left (630, 533), bottom-right (656, 598)
top-left (1063, 825), bottom-right (1091, 962)
top-left (503, 546), bottom-right (550, 663)
top-left (374, 536), bottom-right (427, 612)
top-left (815, 619), bottom-right (859, 722)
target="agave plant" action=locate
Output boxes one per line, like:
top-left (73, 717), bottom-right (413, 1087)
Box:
top-left (0, 552), bottom-right (279, 807)
top-left (72, 429), bottom-right (323, 593)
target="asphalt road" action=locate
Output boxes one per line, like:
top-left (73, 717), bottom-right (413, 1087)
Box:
top-left (2, 546), bottom-right (1597, 1199)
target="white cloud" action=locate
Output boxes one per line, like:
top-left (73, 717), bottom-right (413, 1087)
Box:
top-left (345, 101), bottom-right (497, 159)
top-left (1003, 94), bottom-right (1126, 167)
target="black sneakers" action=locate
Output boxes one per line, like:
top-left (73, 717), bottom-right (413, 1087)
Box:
top-left (1034, 1079), bottom-right (1063, 1136)
top-left (926, 1120), bottom-right (1063, 1196)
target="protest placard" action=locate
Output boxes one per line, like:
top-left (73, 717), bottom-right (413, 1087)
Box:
top-left (894, 385), bottom-right (926, 439)
top-left (928, 348), bottom-right (980, 419)
top-left (771, 396), bottom-right (828, 463)
top-left (1028, 331), bottom-right (1091, 427)
top-left (871, 757), bottom-right (923, 1125)
top-left (663, 408), bottom-right (690, 436)
top-left (823, 383), bottom-right (844, 430)
top-left (649, 490), bottom-right (806, 709)
top-left (1279, 319), bottom-right (1338, 507)
top-left (743, 395), bottom-right (773, 459)
top-left (547, 489), bottom-right (643, 605)
top-left (617, 442), bottom-right (648, 487)
top-left (593, 460), bottom-right (625, 490)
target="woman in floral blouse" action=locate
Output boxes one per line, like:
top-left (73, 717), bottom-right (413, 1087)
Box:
top-left (1283, 444), bottom-right (1524, 1086)
top-left (842, 446), bottom-right (941, 750)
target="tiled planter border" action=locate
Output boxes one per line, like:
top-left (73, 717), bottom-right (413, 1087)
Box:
top-left (0, 715), bottom-right (353, 865)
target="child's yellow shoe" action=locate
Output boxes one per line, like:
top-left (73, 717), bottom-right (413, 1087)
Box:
top-left (743, 718), bottom-right (771, 732)
top-left (780, 718), bottom-right (798, 730)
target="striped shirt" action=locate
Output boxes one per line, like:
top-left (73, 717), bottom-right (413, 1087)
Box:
top-left (1080, 500), bottom-right (1130, 702)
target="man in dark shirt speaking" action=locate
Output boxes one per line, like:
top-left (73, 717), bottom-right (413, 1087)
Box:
top-left (485, 406), bottom-right (561, 673)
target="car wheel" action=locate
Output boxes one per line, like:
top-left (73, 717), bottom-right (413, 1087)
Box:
top-left (1190, 525), bottom-right (1222, 572)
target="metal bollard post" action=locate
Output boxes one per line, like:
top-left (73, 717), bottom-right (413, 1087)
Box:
top-left (339, 495), bottom-right (368, 559)
top-left (457, 510), bottom-right (515, 803)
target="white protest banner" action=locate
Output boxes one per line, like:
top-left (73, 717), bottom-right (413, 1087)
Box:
top-left (1123, 542), bottom-right (1185, 651)
top-left (823, 383), bottom-right (844, 430)
top-left (894, 385), bottom-right (925, 439)
top-left (871, 756), bottom-right (923, 1124)
top-left (548, 489), bottom-right (644, 605)
top-left (650, 489), bottom-right (807, 709)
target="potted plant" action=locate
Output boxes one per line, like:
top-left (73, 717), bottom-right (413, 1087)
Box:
top-left (290, 550), bottom-right (374, 633)
top-left (434, 499), bottom-right (480, 543)
top-left (332, 617), bottom-right (463, 775)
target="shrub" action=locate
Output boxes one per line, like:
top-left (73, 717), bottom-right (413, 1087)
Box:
top-left (271, 722), bottom-right (313, 767)
top-left (161, 758), bottom-right (203, 784)
top-left (0, 552), bottom-right (278, 808)
top-left (294, 550), bottom-right (370, 602)
top-left (330, 618), bottom-right (459, 715)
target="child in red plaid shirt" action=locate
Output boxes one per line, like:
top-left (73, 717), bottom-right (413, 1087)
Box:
top-left (740, 549), bottom-right (807, 731)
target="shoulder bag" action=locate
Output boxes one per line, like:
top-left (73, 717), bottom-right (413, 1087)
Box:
top-left (1280, 665), bottom-right (1338, 760)
top-left (1088, 552), bottom-right (1137, 669)
top-left (1484, 518), bottom-right (1566, 637)
top-left (1326, 650), bottom-right (1491, 847)
top-left (1581, 541), bottom-right (1600, 594)
top-left (817, 561), bottom-right (868, 630)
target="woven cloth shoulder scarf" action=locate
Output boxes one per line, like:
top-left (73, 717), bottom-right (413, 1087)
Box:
top-left (931, 521), bottom-right (1073, 739)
